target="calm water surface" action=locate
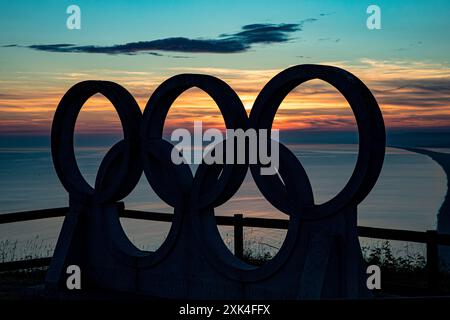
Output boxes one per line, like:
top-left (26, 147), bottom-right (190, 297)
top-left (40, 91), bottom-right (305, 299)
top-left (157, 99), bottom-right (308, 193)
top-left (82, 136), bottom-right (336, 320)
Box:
top-left (0, 144), bottom-right (446, 259)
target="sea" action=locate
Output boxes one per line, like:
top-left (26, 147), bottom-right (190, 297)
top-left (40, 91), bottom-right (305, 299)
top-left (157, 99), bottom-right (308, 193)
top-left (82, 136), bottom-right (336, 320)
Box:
top-left (0, 142), bottom-right (447, 261)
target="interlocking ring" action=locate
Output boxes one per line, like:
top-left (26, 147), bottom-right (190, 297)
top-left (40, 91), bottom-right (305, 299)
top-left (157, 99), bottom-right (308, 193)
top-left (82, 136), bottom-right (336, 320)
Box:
top-left (52, 80), bottom-right (142, 204)
top-left (141, 74), bottom-right (248, 209)
top-left (51, 64), bottom-right (385, 278)
top-left (249, 64), bottom-right (385, 219)
top-left (191, 65), bottom-right (385, 281)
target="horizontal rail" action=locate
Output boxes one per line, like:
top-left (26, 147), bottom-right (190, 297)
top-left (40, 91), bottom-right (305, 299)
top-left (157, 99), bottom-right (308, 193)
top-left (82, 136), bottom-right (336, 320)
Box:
top-left (121, 209), bottom-right (172, 222)
top-left (2, 207), bottom-right (450, 292)
top-left (358, 226), bottom-right (450, 246)
top-left (2, 207), bottom-right (450, 245)
top-left (0, 207), bottom-right (68, 224)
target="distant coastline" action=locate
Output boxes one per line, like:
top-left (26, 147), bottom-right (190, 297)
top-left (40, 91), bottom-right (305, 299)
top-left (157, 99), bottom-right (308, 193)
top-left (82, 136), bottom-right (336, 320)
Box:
top-left (1, 130), bottom-right (450, 148)
top-left (394, 146), bottom-right (450, 234)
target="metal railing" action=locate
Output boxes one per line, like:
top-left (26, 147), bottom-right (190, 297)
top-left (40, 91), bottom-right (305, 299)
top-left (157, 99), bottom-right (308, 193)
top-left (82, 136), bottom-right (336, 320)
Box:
top-left (1, 207), bottom-right (450, 292)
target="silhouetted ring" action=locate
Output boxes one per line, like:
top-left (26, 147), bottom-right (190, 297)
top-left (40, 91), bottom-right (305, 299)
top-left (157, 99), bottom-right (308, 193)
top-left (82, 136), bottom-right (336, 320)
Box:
top-left (141, 74), bottom-right (248, 209)
top-left (191, 143), bottom-right (315, 282)
top-left (249, 64), bottom-right (385, 219)
top-left (51, 80), bottom-right (142, 203)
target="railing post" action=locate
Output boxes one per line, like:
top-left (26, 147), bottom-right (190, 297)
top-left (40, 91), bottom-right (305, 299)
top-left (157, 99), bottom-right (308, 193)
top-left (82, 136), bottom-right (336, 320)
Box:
top-left (426, 230), bottom-right (439, 292)
top-left (117, 201), bottom-right (125, 214)
top-left (234, 214), bottom-right (244, 260)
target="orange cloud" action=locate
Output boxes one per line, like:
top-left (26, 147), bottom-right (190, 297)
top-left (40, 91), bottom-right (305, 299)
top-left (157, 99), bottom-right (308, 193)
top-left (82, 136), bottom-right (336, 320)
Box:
top-left (1, 60), bottom-right (449, 134)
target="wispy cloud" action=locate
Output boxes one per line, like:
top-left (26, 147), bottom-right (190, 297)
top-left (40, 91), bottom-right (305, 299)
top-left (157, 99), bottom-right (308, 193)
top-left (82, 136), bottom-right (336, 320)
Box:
top-left (2, 59), bottom-right (449, 134)
top-left (318, 37), bottom-right (341, 43)
top-left (5, 20), bottom-right (317, 55)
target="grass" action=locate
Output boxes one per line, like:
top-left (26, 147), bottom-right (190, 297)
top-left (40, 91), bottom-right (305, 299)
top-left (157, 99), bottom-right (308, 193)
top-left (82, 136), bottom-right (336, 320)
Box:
top-left (0, 236), bottom-right (54, 263)
top-left (0, 234), bottom-right (435, 272)
top-left (362, 240), bottom-right (426, 273)
top-left (1, 233), bottom-right (450, 295)
top-left (236, 237), bottom-right (450, 293)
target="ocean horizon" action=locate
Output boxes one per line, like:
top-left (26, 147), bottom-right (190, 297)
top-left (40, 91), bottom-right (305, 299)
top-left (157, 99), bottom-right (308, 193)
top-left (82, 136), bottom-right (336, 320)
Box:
top-left (0, 142), bottom-right (447, 261)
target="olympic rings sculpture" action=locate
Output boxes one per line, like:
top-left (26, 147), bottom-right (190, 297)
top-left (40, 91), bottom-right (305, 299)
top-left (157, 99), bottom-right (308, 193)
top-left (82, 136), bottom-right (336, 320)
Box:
top-left (48, 64), bottom-right (385, 299)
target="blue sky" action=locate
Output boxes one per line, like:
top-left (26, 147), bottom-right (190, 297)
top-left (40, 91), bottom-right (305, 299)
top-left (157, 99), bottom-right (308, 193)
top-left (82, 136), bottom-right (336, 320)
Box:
top-left (0, 0), bottom-right (449, 134)
top-left (2, 0), bottom-right (449, 69)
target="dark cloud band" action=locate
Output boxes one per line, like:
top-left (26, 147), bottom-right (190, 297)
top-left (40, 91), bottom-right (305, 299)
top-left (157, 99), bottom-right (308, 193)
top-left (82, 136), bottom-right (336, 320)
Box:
top-left (6, 20), bottom-right (317, 55)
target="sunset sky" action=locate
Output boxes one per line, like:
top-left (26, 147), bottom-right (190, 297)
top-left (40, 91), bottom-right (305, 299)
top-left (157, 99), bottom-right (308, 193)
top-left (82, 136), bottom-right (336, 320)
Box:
top-left (1, 0), bottom-right (449, 136)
